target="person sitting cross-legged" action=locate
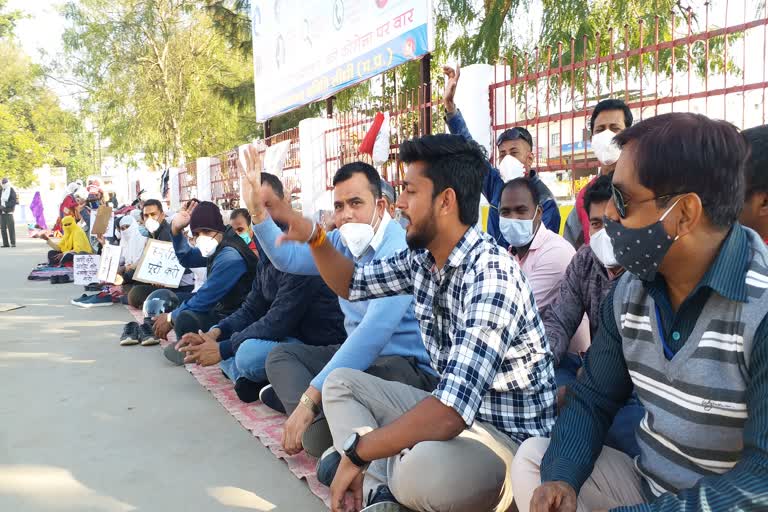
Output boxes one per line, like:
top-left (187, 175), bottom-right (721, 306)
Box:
top-left (272, 134), bottom-right (556, 512)
top-left (175, 173), bottom-right (347, 402)
top-left (241, 149), bottom-right (438, 461)
top-left (512, 113), bottom-right (768, 512)
top-left (157, 200), bottom-right (259, 364)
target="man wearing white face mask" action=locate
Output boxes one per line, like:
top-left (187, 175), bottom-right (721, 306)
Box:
top-left (155, 200), bottom-right (259, 364)
top-left (499, 177), bottom-right (575, 309)
top-left (443, 65), bottom-right (561, 248)
top-left (538, 174), bottom-right (644, 458)
top-left (243, 155), bottom-right (436, 464)
top-left (563, 98), bottom-right (633, 250)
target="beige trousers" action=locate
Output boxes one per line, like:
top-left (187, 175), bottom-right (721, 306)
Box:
top-left (510, 437), bottom-right (646, 512)
top-left (323, 368), bottom-right (520, 512)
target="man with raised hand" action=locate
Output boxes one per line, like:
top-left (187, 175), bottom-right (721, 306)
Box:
top-left (267, 134), bottom-right (555, 512)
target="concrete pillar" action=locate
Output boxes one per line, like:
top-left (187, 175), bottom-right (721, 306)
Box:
top-left (196, 157), bottom-right (211, 202)
top-left (298, 117), bottom-right (336, 218)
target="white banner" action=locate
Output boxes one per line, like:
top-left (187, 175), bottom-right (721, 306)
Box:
top-left (252, 0), bottom-right (433, 121)
top-left (97, 244), bottom-right (121, 284)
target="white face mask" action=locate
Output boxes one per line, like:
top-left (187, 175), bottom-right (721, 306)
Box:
top-left (591, 129), bottom-right (622, 166)
top-left (499, 207), bottom-right (539, 248)
top-left (498, 155), bottom-right (526, 182)
top-left (196, 235), bottom-right (219, 258)
top-left (338, 207), bottom-right (380, 258)
top-left (144, 217), bottom-right (161, 233)
top-left (590, 228), bottom-right (619, 268)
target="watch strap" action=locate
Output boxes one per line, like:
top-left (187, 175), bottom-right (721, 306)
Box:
top-left (299, 393), bottom-right (321, 415)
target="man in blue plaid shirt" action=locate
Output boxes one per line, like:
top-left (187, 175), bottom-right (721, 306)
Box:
top-left (269, 134), bottom-right (557, 512)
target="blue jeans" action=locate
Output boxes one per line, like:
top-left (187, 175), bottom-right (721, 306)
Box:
top-left (556, 353), bottom-right (645, 459)
top-left (220, 337), bottom-right (302, 383)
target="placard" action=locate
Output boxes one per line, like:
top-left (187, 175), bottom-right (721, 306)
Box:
top-left (89, 209), bottom-right (115, 237)
top-left (97, 244), bottom-right (121, 284)
top-left (133, 239), bottom-right (185, 288)
top-left (73, 254), bottom-right (101, 286)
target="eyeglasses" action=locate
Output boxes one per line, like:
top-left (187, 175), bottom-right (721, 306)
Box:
top-left (496, 127), bottom-right (533, 148)
top-left (611, 184), bottom-right (686, 219)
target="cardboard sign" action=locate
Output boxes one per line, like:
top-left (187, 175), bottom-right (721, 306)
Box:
top-left (73, 254), bottom-right (101, 286)
top-left (97, 244), bottom-right (121, 284)
top-left (133, 239), bottom-right (184, 288)
top-left (90, 206), bottom-right (114, 237)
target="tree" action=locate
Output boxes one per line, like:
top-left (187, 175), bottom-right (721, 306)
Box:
top-left (62, 0), bottom-right (258, 166)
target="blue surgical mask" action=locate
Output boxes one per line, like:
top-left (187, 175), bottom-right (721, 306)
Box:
top-left (238, 232), bottom-right (252, 245)
top-left (499, 207), bottom-right (539, 247)
top-left (138, 226), bottom-right (150, 237)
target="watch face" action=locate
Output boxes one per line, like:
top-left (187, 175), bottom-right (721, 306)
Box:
top-left (343, 433), bottom-right (357, 452)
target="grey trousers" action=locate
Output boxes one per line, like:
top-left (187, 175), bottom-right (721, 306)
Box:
top-left (1, 212), bottom-right (15, 247)
top-left (265, 343), bottom-right (438, 416)
top-left (323, 368), bottom-right (520, 512)
top-left (510, 437), bottom-right (646, 512)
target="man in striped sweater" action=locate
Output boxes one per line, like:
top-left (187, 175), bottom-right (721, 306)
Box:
top-left (511, 112), bottom-right (768, 511)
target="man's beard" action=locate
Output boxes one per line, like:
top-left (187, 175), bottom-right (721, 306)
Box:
top-left (405, 212), bottom-right (438, 250)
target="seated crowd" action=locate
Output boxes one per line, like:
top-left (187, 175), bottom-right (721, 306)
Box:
top-left (39, 81), bottom-right (768, 511)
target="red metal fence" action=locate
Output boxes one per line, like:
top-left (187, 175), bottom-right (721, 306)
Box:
top-left (323, 82), bottom-right (445, 191)
top-left (490, 5), bottom-right (768, 196)
top-left (179, 5), bottom-right (767, 204)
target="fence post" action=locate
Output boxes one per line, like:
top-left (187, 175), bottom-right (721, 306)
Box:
top-left (420, 54), bottom-right (432, 135)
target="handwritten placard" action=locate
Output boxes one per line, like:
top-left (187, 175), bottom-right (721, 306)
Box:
top-left (73, 254), bottom-right (101, 286)
top-left (133, 239), bottom-right (184, 288)
top-left (97, 244), bottom-right (121, 284)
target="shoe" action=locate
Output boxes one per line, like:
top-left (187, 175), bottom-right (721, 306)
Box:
top-left (120, 322), bottom-right (140, 346)
top-left (259, 384), bottom-right (286, 414)
top-left (139, 320), bottom-right (159, 346)
top-left (163, 337), bottom-right (185, 365)
top-left (361, 486), bottom-right (408, 511)
top-left (302, 418), bottom-right (334, 458)
top-left (50, 275), bottom-right (59, 284)
top-left (316, 447), bottom-right (341, 486)
top-left (70, 294), bottom-right (91, 306)
top-left (84, 282), bottom-right (102, 292)
top-left (81, 292), bottom-right (115, 308)
top-left (234, 377), bottom-right (268, 403)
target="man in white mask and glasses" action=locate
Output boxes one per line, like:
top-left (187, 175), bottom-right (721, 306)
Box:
top-left (539, 173), bottom-right (644, 458)
top-left (500, 177), bottom-right (575, 309)
top-left (242, 153), bottom-right (436, 467)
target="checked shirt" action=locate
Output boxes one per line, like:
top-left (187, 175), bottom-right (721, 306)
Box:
top-left (349, 224), bottom-right (556, 442)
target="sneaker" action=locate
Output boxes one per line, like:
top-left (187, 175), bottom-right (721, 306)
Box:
top-left (234, 377), bottom-right (268, 403)
top-left (120, 322), bottom-right (140, 346)
top-left (259, 384), bottom-right (286, 414)
top-left (302, 418), bottom-right (334, 458)
top-left (316, 447), bottom-right (341, 486)
top-left (163, 337), bottom-right (186, 364)
top-left (139, 321), bottom-right (159, 346)
top-left (70, 294), bottom-right (91, 306)
top-left (82, 292), bottom-right (115, 308)
top-left (361, 486), bottom-right (408, 512)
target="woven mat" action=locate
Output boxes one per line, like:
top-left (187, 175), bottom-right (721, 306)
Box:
top-left (125, 306), bottom-right (331, 507)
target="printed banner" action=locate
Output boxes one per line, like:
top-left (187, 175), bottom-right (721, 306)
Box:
top-left (252, 0), bottom-right (433, 121)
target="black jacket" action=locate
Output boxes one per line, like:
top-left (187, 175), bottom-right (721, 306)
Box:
top-left (216, 247), bottom-right (346, 359)
top-left (1, 187), bottom-right (17, 213)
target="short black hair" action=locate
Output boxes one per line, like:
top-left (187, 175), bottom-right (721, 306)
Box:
top-left (502, 177), bottom-right (540, 206)
top-left (142, 199), bottom-right (163, 212)
top-left (332, 162), bottom-right (382, 199)
top-left (583, 173), bottom-right (613, 216)
top-left (613, 112), bottom-right (748, 229)
top-left (590, 98), bottom-right (633, 134)
top-left (260, 172), bottom-right (285, 199)
top-left (399, 134), bottom-right (485, 225)
top-left (743, 124), bottom-right (768, 196)
top-left (230, 208), bottom-right (251, 224)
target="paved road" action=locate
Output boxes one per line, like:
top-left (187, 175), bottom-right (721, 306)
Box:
top-left (0, 234), bottom-right (323, 511)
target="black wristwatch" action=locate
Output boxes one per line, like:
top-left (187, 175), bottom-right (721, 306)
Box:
top-left (343, 432), bottom-right (368, 468)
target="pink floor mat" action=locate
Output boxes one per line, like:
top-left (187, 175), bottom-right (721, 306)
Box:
top-left (126, 306), bottom-right (332, 507)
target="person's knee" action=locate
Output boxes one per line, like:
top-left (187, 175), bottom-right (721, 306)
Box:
top-left (174, 310), bottom-right (199, 337)
top-left (510, 437), bottom-right (550, 476)
top-left (322, 368), bottom-right (366, 400)
top-left (390, 441), bottom-right (504, 512)
top-left (128, 287), bottom-right (148, 309)
top-left (235, 339), bottom-right (273, 377)
top-left (265, 342), bottom-right (309, 381)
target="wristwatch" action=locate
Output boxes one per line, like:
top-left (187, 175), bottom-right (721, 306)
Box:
top-left (343, 432), bottom-right (368, 468)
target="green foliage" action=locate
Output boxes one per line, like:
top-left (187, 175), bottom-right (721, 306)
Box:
top-left (62, 0), bottom-right (260, 166)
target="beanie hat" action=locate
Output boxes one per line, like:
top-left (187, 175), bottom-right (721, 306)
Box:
top-left (189, 201), bottom-right (225, 233)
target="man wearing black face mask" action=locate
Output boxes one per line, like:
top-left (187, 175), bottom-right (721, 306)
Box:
top-left (513, 113), bottom-right (768, 512)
